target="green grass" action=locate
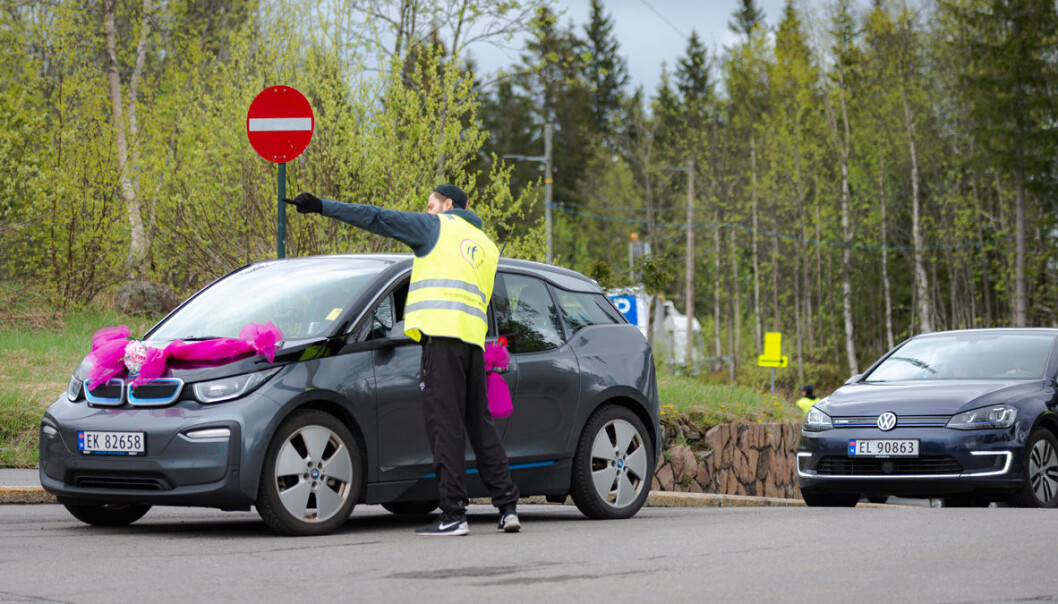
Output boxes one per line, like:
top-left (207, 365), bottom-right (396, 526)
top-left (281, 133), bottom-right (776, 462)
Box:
top-left (0, 290), bottom-right (156, 467)
top-left (656, 370), bottom-right (802, 427)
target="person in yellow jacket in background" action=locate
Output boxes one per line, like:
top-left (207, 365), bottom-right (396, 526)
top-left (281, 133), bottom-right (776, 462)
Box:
top-left (285, 185), bottom-right (520, 537)
top-left (795, 384), bottom-right (820, 415)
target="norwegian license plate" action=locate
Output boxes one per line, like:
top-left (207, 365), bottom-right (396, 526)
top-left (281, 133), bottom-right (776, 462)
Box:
top-left (78, 431), bottom-right (145, 456)
top-left (848, 439), bottom-right (918, 457)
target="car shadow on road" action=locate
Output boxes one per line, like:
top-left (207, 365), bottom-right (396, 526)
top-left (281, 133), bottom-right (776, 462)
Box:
top-left (52, 504), bottom-right (591, 538)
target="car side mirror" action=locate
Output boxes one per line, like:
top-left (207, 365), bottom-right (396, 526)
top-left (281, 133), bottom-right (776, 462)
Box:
top-left (845, 373), bottom-right (863, 385)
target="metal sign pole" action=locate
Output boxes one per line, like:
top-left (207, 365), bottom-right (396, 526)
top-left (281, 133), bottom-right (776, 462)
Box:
top-left (771, 367), bottom-right (776, 397)
top-left (277, 162), bottom-right (286, 259)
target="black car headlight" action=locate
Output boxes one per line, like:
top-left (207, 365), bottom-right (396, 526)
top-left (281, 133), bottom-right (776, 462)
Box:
top-left (803, 405), bottom-right (833, 431)
top-left (66, 375), bottom-right (83, 402)
top-left (946, 404), bottom-right (1017, 430)
top-left (192, 368), bottom-right (280, 404)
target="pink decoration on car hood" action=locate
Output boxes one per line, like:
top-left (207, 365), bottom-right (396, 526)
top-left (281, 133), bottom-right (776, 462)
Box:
top-left (86, 322), bottom-right (284, 389)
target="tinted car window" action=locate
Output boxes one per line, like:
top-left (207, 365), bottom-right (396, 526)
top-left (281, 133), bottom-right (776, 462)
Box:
top-left (866, 333), bottom-right (1057, 381)
top-left (494, 274), bottom-right (564, 353)
top-left (555, 289), bottom-right (620, 333)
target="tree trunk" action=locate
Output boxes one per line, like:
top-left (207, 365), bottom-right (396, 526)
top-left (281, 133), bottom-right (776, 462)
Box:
top-left (103, 0), bottom-right (151, 276)
top-left (902, 87), bottom-right (931, 333)
top-left (731, 226), bottom-right (741, 371)
top-left (750, 133), bottom-right (762, 354)
top-left (714, 209), bottom-right (722, 361)
top-left (879, 152), bottom-right (894, 350)
top-left (1014, 180), bottom-right (1027, 326)
top-left (827, 86), bottom-right (859, 375)
top-left (815, 204), bottom-right (822, 348)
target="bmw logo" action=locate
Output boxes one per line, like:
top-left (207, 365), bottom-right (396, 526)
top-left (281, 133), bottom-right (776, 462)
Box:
top-left (877, 412), bottom-right (898, 431)
top-left (311, 469), bottom-right (320, 479)
top-left (617, 459), bottom-right (624, 469)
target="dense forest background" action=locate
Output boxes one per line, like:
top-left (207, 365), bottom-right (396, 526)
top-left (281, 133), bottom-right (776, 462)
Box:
top-left (1, 0), bottom-right (1056, 388)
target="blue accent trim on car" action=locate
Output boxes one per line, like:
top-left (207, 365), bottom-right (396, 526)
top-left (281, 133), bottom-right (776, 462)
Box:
top-left (421, 460), bottom-right (556, 479)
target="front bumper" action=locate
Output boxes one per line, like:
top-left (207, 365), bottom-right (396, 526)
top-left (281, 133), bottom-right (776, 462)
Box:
top-left (797, 426), bottom-right (1024, 498)
top-left (39, 393), bottom-right (277, 509)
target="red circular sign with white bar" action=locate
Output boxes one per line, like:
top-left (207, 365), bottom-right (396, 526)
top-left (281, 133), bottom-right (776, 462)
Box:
top-left (245, 85), bottom-right (314, 163)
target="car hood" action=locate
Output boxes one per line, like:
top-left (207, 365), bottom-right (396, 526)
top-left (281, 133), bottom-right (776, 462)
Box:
top-left (73, 337), bottom-right (329, 384)
top-left (823, 379), bottom-right (1046, 415)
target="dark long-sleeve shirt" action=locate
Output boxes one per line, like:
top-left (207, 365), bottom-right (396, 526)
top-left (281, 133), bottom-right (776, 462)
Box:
top-left (320, 199), bottom-right (484, 257)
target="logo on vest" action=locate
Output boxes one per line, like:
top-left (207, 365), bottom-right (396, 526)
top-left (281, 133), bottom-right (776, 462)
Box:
top-left (460, 238), bottom-right (485, 269)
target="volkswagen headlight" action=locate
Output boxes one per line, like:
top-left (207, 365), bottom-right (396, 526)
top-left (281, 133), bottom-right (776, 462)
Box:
top-left (946, 404), bottom-right (1017, 430)
top-left (803, 405), bottom-right (833, 431)
top-left (193, 368), bottom-right (280, 404)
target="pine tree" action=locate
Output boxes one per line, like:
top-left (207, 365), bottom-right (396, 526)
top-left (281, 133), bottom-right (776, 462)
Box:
top-left (583, 0), bottom-right (629, 140)
top-left (942, 0), bottom-right (1058, 326)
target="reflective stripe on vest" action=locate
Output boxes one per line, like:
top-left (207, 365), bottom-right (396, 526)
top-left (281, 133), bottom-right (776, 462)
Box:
top-left (404, 214), bottom-right (498, 348)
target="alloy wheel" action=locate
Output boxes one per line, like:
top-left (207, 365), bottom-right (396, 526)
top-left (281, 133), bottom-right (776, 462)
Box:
top-left (589, 418), bottom-right (649, 508)
top-left (273, 425), bottom-right (355, 524)
top-left (1029, 436), bottom-right (1058, 504)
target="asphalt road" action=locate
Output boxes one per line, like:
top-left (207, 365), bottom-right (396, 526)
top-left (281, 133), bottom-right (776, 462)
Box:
top-left (1, 503), bottom-right (1055, 603)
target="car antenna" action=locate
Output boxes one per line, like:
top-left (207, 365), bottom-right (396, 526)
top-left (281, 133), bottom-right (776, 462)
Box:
top-left (499, 241), bottom-right (507, 257)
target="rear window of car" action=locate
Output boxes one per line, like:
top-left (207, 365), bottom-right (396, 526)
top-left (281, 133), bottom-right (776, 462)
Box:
top-left (493, 274), bottom-right (564, 353)
top-left (554, 289), bottom-right (621, 333)
top-left (865, 333), bottom-right (1057, 381)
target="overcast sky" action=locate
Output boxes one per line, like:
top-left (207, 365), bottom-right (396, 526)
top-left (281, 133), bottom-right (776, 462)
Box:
top-left (469, 0), bottom-right (793, 93)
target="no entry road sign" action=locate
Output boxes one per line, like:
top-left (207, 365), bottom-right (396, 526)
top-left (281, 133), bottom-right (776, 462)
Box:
top-left (246, 85), bottom-right (314, 163)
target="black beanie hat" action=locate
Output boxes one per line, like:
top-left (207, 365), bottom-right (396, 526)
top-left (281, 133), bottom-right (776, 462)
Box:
top-left (433, 184), bottom-right (468, 209)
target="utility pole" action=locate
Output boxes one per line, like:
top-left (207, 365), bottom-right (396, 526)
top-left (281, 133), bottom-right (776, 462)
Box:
top-left (503, 122), bottom-right (554, 263)
top-left (544, 124), bottom-right (554, 264)
top-left (685, 159), bottom-right (695, 372)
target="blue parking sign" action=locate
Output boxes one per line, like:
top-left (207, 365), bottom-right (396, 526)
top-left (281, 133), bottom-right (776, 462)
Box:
top-left (609, 294), bottom-right (638, 326)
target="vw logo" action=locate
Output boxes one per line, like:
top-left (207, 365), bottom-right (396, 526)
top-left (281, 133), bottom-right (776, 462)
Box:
top-left (877, 412), bottom-right (898, 431)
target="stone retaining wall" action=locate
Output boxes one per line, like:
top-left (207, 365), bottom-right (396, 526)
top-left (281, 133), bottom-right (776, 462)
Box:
top-left (651, 420), bottom-right (802, 499)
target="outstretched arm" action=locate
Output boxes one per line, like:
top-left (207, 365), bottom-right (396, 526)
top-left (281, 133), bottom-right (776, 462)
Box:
top-left (285, 193), bottom-right (439, 256)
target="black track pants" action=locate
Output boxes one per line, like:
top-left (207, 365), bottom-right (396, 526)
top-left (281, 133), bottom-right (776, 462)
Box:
top-left (420, 336), bottom-right (519, 519)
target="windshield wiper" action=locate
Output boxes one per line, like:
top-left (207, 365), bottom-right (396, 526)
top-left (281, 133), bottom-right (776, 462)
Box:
top-left (889, 356), bottom-right (936, 374)
top-left (170, 335), bottom-right (230, 342)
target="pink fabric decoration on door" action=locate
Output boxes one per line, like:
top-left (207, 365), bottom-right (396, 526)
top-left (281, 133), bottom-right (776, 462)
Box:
top-left (484, 339), bottom-right (513, 419)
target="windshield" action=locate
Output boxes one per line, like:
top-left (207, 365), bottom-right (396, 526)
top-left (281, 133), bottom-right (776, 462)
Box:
top-left (865, 333), bottom-right (1056, 382)
top-left (149, 260), bottom-right (387, 342)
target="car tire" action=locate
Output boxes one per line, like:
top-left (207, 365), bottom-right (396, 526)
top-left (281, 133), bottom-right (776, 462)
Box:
top-left (256, 409), bottom-right (363, 536)
top-left (570, 405), bottom-right (653, 520)
top-left (63, 502), bottom-right (151, 527)
top-left (1008, 428), bottom-right (1058, 508)
top-left (801, 491), bottom-right (859, 507)
top-left (381, 501), bottom-right (438, 515)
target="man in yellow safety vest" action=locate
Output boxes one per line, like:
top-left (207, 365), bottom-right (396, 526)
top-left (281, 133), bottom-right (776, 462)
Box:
top-left (796, 384), bottom-right (820, 415)
top-left (285, 185), bottom-right (520, 536)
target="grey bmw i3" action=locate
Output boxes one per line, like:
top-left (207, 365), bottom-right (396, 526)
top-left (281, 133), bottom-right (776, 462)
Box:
top-left (40, 254), bottom-right (660, 535)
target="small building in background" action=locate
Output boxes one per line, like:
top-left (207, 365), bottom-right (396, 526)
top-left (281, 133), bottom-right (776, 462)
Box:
top-left (608, 287), bottom-right (703, 371)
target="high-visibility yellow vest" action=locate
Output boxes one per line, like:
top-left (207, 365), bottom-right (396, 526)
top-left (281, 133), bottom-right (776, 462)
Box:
top-left (796, 397), bottom-right (819, 414)
top-left (404, 214), bottom-right (498, 349)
